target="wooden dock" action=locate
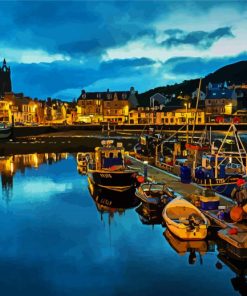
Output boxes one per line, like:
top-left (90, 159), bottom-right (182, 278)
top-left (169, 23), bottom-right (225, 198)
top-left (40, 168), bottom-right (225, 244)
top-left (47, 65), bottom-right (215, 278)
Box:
top-left (127, 155), bottom-right (247, 260)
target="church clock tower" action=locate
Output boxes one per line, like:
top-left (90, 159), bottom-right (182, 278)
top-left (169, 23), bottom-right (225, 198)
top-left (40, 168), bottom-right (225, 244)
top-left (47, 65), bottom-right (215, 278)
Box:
top-left (0, 59), bottom-right (12, 96)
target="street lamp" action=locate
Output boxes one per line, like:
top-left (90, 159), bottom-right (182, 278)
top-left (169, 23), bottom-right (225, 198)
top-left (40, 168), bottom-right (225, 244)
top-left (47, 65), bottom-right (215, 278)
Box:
top-left (184, 102), bottom-right (188, 143)
top-left (184, 102), bottom-right (191, 143)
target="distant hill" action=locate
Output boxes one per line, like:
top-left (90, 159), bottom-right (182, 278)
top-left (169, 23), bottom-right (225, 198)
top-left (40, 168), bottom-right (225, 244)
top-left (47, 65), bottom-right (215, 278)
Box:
top-left (137, 60), bottom-right (247, 106)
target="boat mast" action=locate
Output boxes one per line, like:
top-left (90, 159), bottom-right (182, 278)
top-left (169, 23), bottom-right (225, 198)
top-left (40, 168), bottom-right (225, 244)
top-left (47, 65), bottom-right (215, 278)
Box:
top-left (191, 78), bottom-right (202, 143)
top-left (190, 78), bottom-right (202, 178)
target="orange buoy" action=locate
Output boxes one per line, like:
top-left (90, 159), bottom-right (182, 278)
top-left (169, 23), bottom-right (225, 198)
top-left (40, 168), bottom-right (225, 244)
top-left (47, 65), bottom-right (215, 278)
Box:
top-left (243, 204), bottom-right (247, 214)
top-left (137, 175), bottom-right (145, 183)
top-left (228, 227), bottom-right (238, 235)
top-left (236, 178), bottom-right (245, 187)
top-left (230, 206), bottom-right (243, 222)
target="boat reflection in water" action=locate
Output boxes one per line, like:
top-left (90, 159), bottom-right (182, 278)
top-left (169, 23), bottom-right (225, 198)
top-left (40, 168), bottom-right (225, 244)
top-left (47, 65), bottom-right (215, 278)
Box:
top-left (76, 152), bottom-right (91, 175)
top-left (164, 229), bottom-right (208, 265)
top-left (135, 204), bottom-right (163, 226)
top-left (217, 253), bottom-right (247, 295)
top-left (88, 177), bottom-right (140, 218)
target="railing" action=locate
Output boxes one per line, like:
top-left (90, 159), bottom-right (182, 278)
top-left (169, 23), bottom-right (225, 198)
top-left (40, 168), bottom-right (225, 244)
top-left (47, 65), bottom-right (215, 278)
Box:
top-left (156, 161), bottom-right (174, 173)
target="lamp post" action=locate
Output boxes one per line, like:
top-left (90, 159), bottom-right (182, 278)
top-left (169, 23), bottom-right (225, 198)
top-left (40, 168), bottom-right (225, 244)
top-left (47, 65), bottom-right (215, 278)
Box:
top-left (184, 102), bottom-right (188, 144)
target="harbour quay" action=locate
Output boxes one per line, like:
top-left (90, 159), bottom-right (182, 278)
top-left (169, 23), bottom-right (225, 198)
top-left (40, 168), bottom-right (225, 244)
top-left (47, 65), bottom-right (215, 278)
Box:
top-left (127, 154), bottom-right (247, 261)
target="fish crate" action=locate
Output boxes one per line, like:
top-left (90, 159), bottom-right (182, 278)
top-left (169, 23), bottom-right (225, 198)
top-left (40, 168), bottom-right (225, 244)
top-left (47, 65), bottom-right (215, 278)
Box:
top-left (200, 196), bottom-right (220, 210)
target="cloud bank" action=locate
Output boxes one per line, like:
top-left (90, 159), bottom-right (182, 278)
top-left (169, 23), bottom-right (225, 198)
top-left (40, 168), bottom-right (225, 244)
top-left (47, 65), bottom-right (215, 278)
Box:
top-left (0, 1), bottom-right (246, 100)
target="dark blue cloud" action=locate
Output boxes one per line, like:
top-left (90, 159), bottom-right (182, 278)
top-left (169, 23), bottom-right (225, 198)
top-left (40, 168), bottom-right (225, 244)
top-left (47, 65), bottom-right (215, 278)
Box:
top-left (164, 53), bottom-right (247, 76)
top-left (11, 58), bottom-right (156, 99)
top-left (161, 27), bottom-right (234, 49)
top-left (0, 1), bottom-right (246, 99)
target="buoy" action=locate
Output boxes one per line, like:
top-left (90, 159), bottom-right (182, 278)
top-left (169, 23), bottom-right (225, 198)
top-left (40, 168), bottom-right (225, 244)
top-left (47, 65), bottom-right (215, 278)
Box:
top-left (243, 203), bottom-right (247, 214)
top-left (230, 206), bottom-right (243, 222)
top-left (236, 178), bottom-right (245, 187)
top-left (228, 227), bottom-right (238, 235)
top-left (137, 175), bottom-right (145, 183)
top-left (125, 159), bottom-right (132, 165)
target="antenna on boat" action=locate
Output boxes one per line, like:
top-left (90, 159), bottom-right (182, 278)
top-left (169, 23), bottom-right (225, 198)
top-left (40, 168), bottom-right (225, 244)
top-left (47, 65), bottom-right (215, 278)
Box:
top-left (216, 124), bottom-right (247, 177)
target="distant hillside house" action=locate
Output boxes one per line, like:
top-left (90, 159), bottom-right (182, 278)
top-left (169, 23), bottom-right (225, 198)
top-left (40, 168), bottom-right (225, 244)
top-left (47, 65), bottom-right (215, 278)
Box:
top-left (191, 88), bottom-right (206, 100)
top-left (76, 87), bottom-right (138, 123)
top-left (205, 82), bottom-right (237, 116)
top-left (150, 93), bottom-right (171, 108)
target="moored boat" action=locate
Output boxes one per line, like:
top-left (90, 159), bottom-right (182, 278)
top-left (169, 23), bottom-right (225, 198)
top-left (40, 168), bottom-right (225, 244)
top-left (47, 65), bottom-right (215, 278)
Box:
top-left (162, 197), bottom-right (209, 240)
top-left (87, 140), bottom-right (139, 192)
top-left (134, 132), bottom-right (161, 165)
top-left (135, 182), bottom-right (176, 211)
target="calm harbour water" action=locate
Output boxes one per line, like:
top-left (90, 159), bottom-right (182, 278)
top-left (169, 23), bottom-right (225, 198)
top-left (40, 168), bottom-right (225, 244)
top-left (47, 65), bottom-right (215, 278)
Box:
top-left (0, 153), bottom-right (246, 296)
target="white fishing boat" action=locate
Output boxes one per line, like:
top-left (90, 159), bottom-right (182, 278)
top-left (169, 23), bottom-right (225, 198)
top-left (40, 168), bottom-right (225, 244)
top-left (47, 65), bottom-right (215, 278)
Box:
top-left (163, 196), bottom-right (209, 240)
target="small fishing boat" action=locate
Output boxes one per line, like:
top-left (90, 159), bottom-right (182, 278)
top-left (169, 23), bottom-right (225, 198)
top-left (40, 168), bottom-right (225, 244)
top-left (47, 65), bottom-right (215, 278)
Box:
top-left (135, 182), bottom-right (175, 211)
top-left (87, 140), bottom-right (139, 192)
top-left (162, 197), bottom-right (209, 240)
top-left (134, 132), bottom-right (161, 165)
top-left (0, 123), bottom-right (12, 140)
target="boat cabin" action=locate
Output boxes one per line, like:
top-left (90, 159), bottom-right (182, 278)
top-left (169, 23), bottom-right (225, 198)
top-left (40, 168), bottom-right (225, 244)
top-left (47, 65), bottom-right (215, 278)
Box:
top-left (94, 140), bottom-right (125, 170)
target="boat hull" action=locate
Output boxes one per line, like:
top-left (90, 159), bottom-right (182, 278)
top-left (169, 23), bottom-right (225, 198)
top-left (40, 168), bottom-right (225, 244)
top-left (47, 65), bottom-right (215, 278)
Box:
top-left (88, 178), bottom-right (139, 209)
top-left (165, 223), bottom-right (207, 241)
top-left (195, 175), bottom-right (241, 197)
top-left (87, 169), bottom-right (138, 192)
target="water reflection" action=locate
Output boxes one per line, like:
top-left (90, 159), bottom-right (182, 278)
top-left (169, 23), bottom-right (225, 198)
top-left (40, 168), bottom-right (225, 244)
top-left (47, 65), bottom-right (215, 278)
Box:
top-left (136, 204), bottom-right (163, 226)
top-left (0, 152), bottom-right (246, 295)
top-left (88, 177), bottom-right (140, 219)
top-left (0, 153), bottom-right (68, 202)
top-left (217, 253), bottom-right (247, 295)
top-left (164, 229), bottom-right (208, 265)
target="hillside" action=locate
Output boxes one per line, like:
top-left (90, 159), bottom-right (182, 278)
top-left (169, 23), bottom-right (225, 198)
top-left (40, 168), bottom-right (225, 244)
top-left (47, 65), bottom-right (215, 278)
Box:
top-left (138, 60), bottom-right (247, 106)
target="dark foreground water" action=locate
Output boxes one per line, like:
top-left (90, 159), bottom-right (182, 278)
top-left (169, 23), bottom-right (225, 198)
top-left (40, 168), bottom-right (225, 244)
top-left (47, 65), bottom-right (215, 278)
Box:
top-left (0, 153), bottom-right (246, 296)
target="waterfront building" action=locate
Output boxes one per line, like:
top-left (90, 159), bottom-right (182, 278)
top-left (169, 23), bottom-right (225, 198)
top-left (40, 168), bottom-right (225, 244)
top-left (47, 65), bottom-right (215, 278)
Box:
top-left (43, 99), bottom-right (67, 124)
top-left (102, 90), bottom-right (129, 124)
top-left (128, 105), bottom-right (205, 125)
top-left (65, 101), bottom-right (77, 124)
top-left (76, 87), bottom-right (138, 123)
top-left (0, 59), bottom-right (12, 96)
top-left (0, 99), bottom-right (11, 122)
top-left (205, 83), bottom-right (237, 121)
top-left (77, 90), bottom-right (103, 123)
top-left (2, 92), bottom-right (38, 124)
top-left (129, 107), bottom-right (150, 124)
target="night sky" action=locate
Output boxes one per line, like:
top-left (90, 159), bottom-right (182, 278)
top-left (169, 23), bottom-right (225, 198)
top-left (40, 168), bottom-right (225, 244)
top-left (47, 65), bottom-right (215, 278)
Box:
top-left (0, 0), bottom-right (246, 100)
